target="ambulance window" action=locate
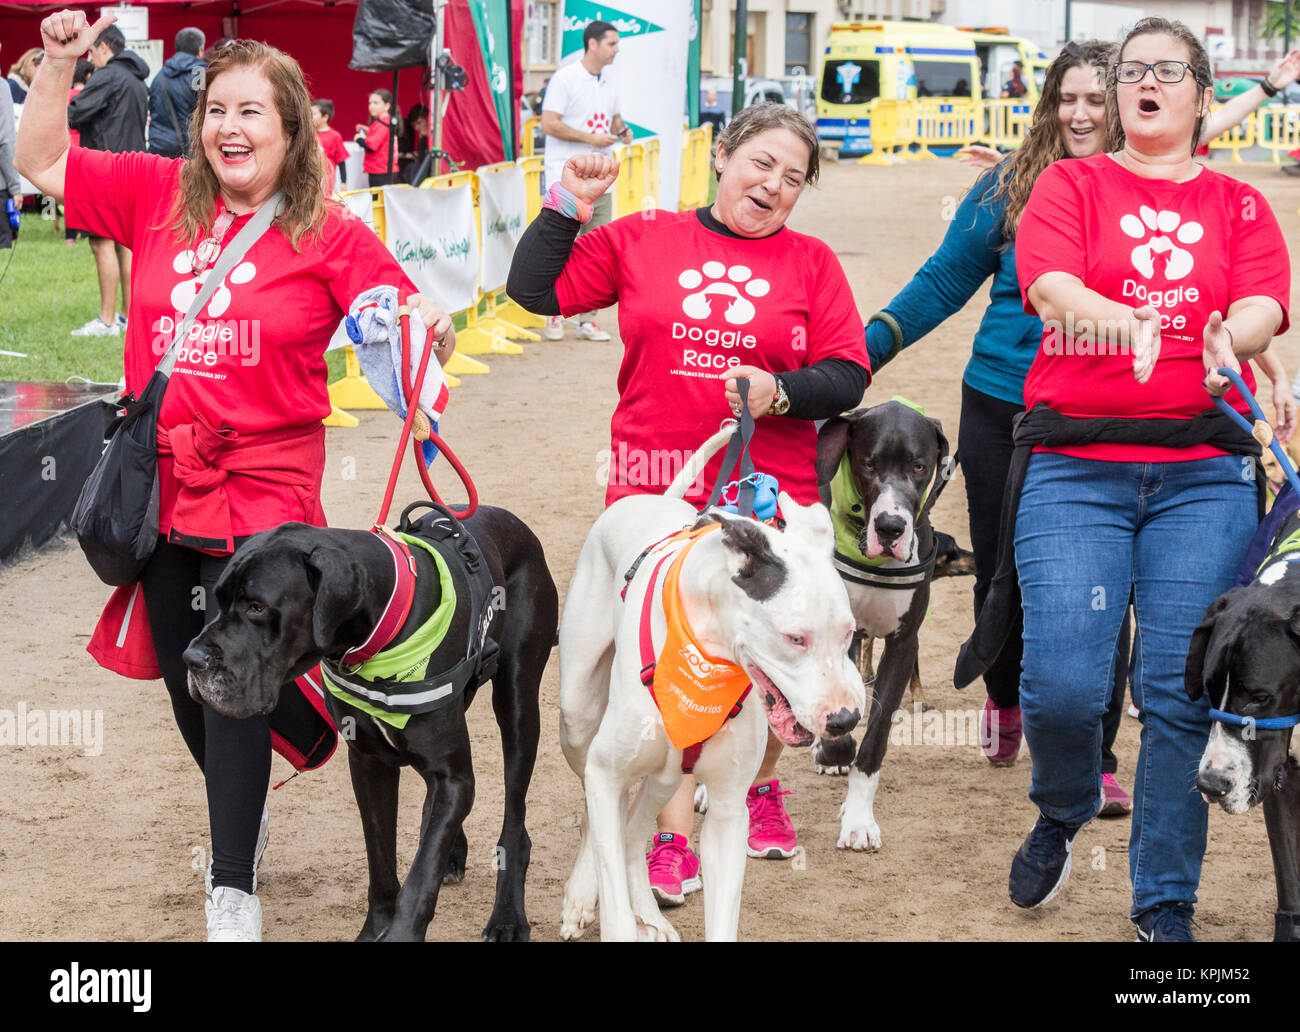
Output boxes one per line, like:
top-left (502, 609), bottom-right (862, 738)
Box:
top-left (821, 60), bottom-right (879, 104)
top-left (914, 61), bottom-right (971, 98)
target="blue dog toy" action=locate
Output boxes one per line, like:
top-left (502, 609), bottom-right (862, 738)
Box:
top-left (717, 472), bottom-right (780, 521)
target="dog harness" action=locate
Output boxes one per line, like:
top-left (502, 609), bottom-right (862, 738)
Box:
top-left (321, 507), bottom-right (500, 729)
top-left (631, 524), bottom-right (752, 771)
top-left (828, 452), bottom-right (939, 589)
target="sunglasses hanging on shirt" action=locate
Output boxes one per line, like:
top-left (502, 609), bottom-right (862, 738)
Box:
top-left (191, 211), bottom-right (236, 275)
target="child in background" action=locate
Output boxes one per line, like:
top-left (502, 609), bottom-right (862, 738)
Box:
top-left (355, 89), bottom-right (401, 186)
top-left (312, 98), bottom-right (348, 196)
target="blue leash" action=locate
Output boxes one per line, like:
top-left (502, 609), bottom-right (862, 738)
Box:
top-left (1210, 365), bottom-right (1300, 500)
top-left (1206, 367), bottom-right (1300, 730)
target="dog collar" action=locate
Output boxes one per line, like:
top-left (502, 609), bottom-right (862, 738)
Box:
top-left (1208, 708), bottom-right (1300, 731)
top-left (340, 530), bottom-right (419, 666)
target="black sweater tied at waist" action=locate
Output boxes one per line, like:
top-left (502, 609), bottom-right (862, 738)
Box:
top-left (952, 402), bottom-right (1264, 691)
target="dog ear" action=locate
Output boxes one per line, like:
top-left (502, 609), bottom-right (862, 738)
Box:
top-left (778, 492), bottom-right (834, 553)
top-left (1184, 591), bottom-right (1239, 702)
top-left (716, 513), bottom-right (788, 602)
top-left (925, 416), bottom-right (952, 512)
top-left (815, 415), bottom-right (853, 494)
top-left (304, 543), bottom-right (369, 652)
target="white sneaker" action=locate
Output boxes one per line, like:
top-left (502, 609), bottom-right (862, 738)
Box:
top-left (206, 805), bottom-right (269, 895)
top-left (70, 316), bottom-right (120, 337)
top-left (577, 321), bottom-right (611, 341)
top-left (543, 315), bottom-right (564, 341)
top-left (116, 313), bottom-right (127, 330)
top-left (205, 886), bottom-right (263, 942)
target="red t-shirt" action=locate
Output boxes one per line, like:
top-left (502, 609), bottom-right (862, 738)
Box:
top-left (360, 117), bottom-right (397, 175)
top-left (317, 126), bottom-right (349, 193)
top-left (1017, 154), bottom-right (1290, 462)
top-left (63, 147), bottom-right (415, 536)
top-left (555, 209), bottom-right (867, 507)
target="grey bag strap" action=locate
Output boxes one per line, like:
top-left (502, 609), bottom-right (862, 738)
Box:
top-left (156, 192), bottom-right (285, 377)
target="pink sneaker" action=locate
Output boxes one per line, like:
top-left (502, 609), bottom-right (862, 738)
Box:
top-left (980, 697), bottom-right (1022, 766)
top-left (646, 832), bottom-right (701, 906)
top-left (746, 780), bottom-right (798, 858)
top-left (1100, 773), bottom-right (1133, 817)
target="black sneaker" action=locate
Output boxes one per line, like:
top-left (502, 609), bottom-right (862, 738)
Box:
top-left (1009, 815), bottom-right (1080, 908)
top-left (1134, 903), bottom-right (1196, 942)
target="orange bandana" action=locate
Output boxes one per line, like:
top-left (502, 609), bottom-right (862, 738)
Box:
top-left (647, 526), bottom-right (753, 750)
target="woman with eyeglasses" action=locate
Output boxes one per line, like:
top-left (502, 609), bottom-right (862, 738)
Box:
top-left (1005, 17), bottom-right (1289, 939)
top-left (17, 10), bottom-right (455, 941)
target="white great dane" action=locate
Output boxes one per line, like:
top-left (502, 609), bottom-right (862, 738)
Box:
top-left (558, 427), bottom-right (866, 941)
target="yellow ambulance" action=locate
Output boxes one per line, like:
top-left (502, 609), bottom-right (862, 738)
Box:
top-left (816, 21), bottom-right (980, 153)
top-left (961, 28), bottom-right (1050, 101)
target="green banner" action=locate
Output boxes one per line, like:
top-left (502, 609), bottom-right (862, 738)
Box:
top-left (560, 0), bottom-right (664, 59)
top-left (470, 0), bottom-right (515, 161)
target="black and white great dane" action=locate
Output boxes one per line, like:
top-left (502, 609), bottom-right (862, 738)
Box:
top-left (183, 507), bottom-right (558, 942)
top-left (1189, 508), bottom-right (1300, 941)
top-left (811, 401), bottom-right (950, 851)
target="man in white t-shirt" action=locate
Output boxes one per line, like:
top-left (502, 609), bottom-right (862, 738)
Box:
top-left (541, 18), bottom-right (632, 341)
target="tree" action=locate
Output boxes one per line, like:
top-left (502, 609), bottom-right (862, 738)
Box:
top-left (1263, 1), bottom-right (1300, 40)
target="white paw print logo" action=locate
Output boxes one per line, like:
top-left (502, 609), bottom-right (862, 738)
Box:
top-left (1120, 206), bottom-right (1203, 281)
top-left (169, 250), bottom-right (258, 317)
top-left (679, 262), bottom-right (770, 326)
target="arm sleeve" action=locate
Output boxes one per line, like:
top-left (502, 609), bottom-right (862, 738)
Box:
top-left (63, 147), bottom-right (176, 249)
top-left (1230, 185), bottom-right (1291, 335)
top-left (1014, 163), bottom-right (1086, 314)
top-left (362, 120), bottom-right (385, 154)
top-left (782, 358), bottom-right (869, 419)
top-left (0, 90), bottom-right (20, 197)
top-left (552, 217), bottom-right (623, 315)
top-left (866, 171), bottom-right (1004, 368)
top-left (505, 208), bottom-right (582, 315)
top-left (66, 73), bottom-right (111, 131)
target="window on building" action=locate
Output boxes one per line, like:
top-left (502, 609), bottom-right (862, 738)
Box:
top-left (786, 12), bottom-right (811, 75)
top-left (528, 0), bottom-right (557, 67)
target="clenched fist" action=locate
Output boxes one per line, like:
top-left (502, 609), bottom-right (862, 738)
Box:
top-left (560, 153), bottom-right (620, 206)
top-left (40, 10), bottom-right (116, 62)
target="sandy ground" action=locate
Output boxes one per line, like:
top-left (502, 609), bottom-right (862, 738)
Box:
top-left (2, 156), bottom-right (1298, 943)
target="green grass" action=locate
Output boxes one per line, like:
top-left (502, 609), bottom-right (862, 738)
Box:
top-left (0, 214), bottom-right (354, 385)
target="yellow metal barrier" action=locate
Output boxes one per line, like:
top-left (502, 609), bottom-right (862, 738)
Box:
top-left (519, 154), bottom-right (545, 222)
top-left (856, 99), bottom-right (904, 164)
top-left (642, 136), bottom-right (661, 209)
top-left (522, 114), bottom-right (541, 157)
top-left (1256, 105), bottom-right (1300, 163)
top-left (983, 98), bottom-right (1033, 150)
top-left (1205, 103), bottom-right (1256, 163)
top-left (329, 187), bottom-right (397, 410)
top-left (679, 128), bottom-right (704, 208)
top-left (613, 142), bottom-right (645, 217)
top-left (915, 98), bottom-right (979, 155)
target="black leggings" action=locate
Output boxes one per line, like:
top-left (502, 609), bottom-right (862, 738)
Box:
top-left (957, 381), bottom-right (1129, 774)
top-left (139, 535), bottom-right (318, 893)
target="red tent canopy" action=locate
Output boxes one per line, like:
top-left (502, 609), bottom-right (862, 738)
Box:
top-left (0, 0), bottom-right (521, 169)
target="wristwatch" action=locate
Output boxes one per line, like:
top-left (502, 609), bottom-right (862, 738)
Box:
top-left (767, 376), bottom-right (790, 416)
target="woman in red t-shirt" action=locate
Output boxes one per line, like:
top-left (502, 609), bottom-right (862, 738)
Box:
top-left (355, 88), bottom-right (400, 186)
top-left (507, 103), bottom-right (869, 908)
top-left (1009, 17), bottom-right (1289, 938)
top-left (18, 10), bottom-right (455, 942)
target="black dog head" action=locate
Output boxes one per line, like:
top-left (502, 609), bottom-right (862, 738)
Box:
top-left (183, 524), bottom-right (386, 719)
top-left (816, 402), bottom-right (949, 563)
top-left (1186, 578), bottom-right (1300, 814)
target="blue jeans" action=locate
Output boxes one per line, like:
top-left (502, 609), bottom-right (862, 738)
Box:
top-left (1014, 452), bottom-right (1256, 915)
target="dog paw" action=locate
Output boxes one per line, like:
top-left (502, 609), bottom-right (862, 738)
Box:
top-left (693, 783), bottom-right (709, 814)
top-left (560, 896), bottom-right (596, 941)
top-left (815, 763), bottom-right (851, 776)
top-left (635, 913), bottom-right (680, 942)
top-left (836, 818), bottom-right (883, 852)
top-left (482, 916), bottom-right (531, 942)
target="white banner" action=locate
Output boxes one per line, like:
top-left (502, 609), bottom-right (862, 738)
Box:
top-left (381, 185), bottom-right (480, 315)
top-left (340, 188), bottom-right (374, 232)
top-left (559, 0), bottom-right (690, 210)
top-left (476, 164), bottom-right (527, 292)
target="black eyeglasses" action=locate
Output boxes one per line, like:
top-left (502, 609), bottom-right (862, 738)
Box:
top-left (1114, 60), bottom-right (1204, 86)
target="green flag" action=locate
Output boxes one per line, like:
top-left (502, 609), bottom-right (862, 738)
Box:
top-left (469, 0), bottom-right (515, 161)
top-left (687, 0), bottom-right (700, 127)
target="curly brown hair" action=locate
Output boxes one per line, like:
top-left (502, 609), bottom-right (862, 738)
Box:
top-left (988, 40), bottom-right (1120, 243)
top-left (168, 40), bottom-right (326, 250)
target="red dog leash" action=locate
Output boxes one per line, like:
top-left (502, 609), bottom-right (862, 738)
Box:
top-left (373, 288), bottom-right (479, 529)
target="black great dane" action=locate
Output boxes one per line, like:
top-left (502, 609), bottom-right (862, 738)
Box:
top-left (184, 504), bottom-right (558, 942)
top-left (811, 401), bottom-right (950, 852)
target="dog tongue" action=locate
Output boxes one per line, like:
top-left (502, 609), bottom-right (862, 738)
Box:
top-left (762, 687), bottom-right (814, 747)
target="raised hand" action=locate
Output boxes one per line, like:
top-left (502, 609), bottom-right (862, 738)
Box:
top-left (560, 153), bottom-right (620, 206)
top-left (40, 10), bottom-right (115, 62)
